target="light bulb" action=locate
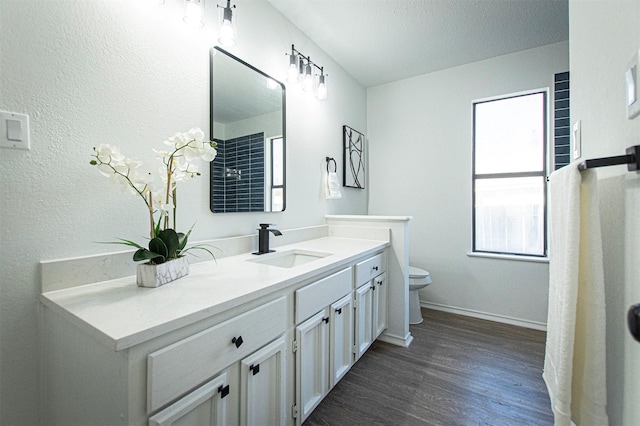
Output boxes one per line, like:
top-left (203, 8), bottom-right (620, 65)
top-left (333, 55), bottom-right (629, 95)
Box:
top-left (316, 74), bottom-right (327, 100)
top-left (183, 0), bottom-right (203, 28)
top-left (219, 19), bottom-right (236, 46)
top-left (218, 1), bottom-right (236, 46)
top-left (303, 65), bottom-right (314, 92)
top-left (287, 54), bottom-right (299, 83)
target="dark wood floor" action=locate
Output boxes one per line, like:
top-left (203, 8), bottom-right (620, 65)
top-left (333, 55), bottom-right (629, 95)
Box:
top-left (303, 308), bottom-right (553, 426)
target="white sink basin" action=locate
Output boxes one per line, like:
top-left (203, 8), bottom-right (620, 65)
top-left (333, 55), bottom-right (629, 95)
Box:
top-left (247, 249), bottom-right (332, 268)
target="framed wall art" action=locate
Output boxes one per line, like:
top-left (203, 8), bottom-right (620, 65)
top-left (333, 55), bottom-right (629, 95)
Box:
top-left (343, 125), bottom-right (365, 189)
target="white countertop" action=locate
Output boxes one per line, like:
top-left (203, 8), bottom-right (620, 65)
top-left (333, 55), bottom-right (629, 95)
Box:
top-left (41, 237), bottom-right (389, 351)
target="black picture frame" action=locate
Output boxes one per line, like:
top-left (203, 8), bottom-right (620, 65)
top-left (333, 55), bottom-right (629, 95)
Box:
top-left (343, 125), bottom-right (365, 189)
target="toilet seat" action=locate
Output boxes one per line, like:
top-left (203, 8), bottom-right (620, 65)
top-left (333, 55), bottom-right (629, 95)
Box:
top-left (409, 266), bottom-right (432, 287)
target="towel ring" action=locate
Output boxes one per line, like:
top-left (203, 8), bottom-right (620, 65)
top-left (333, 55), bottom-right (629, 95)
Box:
top-left (326, 157), bottom-right (337, 173)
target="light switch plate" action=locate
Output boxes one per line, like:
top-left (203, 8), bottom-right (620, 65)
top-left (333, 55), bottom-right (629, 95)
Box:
top-left (572, 120), bottom-right (582, 160)
top-left (0, 111), bottom-right (30, 150)
top-left (627, 50), bottom-right (640, 120)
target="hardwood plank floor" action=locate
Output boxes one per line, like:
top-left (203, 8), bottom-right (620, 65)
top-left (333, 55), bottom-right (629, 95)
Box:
top-left (303, 308), bottom-right (553, 426)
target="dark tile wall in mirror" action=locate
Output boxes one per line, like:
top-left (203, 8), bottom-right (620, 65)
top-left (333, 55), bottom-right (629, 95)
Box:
top-left (211, 132), bottom-right (265, 212)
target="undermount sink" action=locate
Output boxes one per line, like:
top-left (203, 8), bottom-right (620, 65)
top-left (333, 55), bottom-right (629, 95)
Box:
top-left (247, 249), bottom-right (332, 268)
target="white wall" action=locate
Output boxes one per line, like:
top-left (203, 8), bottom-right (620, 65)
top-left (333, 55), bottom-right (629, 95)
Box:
top-left (0, 0), bottom-right (366, 423)
top-left (569, 1), bottom-right (640, 424)
top-left (367, 42), bottom-right (569, 328)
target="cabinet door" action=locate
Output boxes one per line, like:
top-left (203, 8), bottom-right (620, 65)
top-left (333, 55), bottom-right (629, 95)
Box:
top-left (329, 294), bottom-right (353, 388)
top-left (296, 309), bottom-right (329, 423)
top-left (354, 282), bottom-right (374, 361)
top-left (148, 372), bottom-right (229, 426)
top-left (240, 335), bottom-right (286, 426)
top-left (373, 272), bottom-right (387, 338)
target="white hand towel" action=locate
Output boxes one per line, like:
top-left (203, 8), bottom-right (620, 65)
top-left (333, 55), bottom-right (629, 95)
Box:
top-left (543, 164), bottom-right (608, 426)
top-left (325, 171), bottom-right (342, 199)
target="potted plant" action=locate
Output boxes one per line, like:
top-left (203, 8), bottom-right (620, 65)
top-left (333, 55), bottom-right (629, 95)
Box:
top-left (90, 128), bottom-right (217, 287)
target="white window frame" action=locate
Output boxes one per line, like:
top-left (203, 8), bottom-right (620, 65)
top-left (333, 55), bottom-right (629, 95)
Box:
top-left (471, 88), bottom-right (549, 259)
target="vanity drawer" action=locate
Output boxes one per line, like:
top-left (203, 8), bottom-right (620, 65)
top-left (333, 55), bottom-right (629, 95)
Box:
top-left (295, 267), bottom-right (352, 324)
top-left (355, 253), bottom-right (386, 286)
top-left (147, 296), bottom-right (286, 413)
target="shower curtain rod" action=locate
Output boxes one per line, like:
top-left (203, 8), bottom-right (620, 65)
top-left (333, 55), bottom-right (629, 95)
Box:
top-left (577, 145), bottom-right (640, 172)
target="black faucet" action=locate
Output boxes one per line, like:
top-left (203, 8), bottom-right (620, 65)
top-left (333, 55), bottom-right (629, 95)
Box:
top-left (253, 223), bottom-right (282, 255)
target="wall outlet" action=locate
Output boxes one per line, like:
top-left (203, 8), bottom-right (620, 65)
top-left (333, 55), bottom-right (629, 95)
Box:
top-left (572, 120), bottom-right (582, 160)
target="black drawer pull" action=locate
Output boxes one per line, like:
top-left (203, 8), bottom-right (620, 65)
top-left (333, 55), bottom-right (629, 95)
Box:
top-left (372, 266), bottom-right (379, 271)
top-left (335, 307), bottom-right (342, 314)
top-left (250, 364), bottom-right (260, 375)
top-left (231, 336), bottom-right (243, 348)
top-left (322, 317), bottom-right (329, 324)
top-left (218, 385), bottom-right (230, 398)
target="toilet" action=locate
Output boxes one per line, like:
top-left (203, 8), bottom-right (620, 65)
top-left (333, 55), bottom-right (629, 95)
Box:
top-left (409, 266), bottom-right (432, 324)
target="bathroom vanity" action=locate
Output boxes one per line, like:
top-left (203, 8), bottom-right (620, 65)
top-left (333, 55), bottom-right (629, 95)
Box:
top-left (40, 235), bottom-right (391, 425)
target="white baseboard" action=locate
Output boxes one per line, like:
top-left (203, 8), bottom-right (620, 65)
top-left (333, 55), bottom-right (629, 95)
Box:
top-left (420, 302), bottom-right (547, 332)
top-left (377, 331), bottom-right (414, 348)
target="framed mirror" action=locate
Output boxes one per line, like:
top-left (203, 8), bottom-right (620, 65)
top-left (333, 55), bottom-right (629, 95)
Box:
top-left (209, 47), bottom-right (286, 213)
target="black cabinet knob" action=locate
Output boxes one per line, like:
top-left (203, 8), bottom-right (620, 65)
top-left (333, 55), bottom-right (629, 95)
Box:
top-left (628, 303), bottom-right (640, 342)
top-left (335, 307), bottom-right (342, 314)
top-left (250, 364), bottom-right (260, 375)
top-left (231, 336), bottom-right (244, 348)
top-left (322, 317), bottom-right (329, 324)
top-left (218, 385), bottom-right (230, 398)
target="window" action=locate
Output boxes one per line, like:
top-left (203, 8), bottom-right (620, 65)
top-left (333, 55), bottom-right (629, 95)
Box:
top-left (472, 91), bottom-right (547, 257)
top-left (270, 136), bottom-right (285, 211)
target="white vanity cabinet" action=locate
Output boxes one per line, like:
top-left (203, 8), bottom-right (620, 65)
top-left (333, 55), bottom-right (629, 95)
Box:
top-left (293, 268), bottom-right (353, 424)
top-left (354, 254), bottom-right (387, 361)
top-left (147, 297), bottom-right (287, 425)
top-left (40, 238), bottom-right (391, 426)
top-left (148, 371), bottom-right (230, 426)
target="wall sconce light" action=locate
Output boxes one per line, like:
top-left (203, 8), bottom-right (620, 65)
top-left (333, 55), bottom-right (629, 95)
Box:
top-left (286, 44), bottom-right (328, 100)
top-left (218, 0), bottom-right (237, 47)
top-left (183, 0), bottom-right (204, 28)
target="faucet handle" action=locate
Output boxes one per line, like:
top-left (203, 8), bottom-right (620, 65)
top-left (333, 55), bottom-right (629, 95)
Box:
top-left (258, 223), bottom-right (277, 229)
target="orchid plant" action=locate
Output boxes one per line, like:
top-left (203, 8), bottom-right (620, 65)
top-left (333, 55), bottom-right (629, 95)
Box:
top-left (90, 128), bottom-right (217, 264)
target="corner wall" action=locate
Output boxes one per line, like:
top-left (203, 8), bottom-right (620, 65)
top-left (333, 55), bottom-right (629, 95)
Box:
top-left (569, 1), bottom-right (640, 424)
top-left (0, 0), bottom-right (366, 423)
top-left (367, 41), bottom-right (569, 327)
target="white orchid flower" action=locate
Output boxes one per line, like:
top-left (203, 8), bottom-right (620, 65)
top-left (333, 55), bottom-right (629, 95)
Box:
top-left (166, 132), bottom-right (189, 150)
top-left (95, 144), bottom-right (124, 164)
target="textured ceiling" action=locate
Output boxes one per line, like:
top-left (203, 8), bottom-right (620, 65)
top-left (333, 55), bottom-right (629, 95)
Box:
top-left (266, 0), bottom-right (569, 88)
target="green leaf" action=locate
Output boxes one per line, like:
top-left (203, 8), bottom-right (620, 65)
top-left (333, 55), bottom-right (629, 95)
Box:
top-left (177, 223), bottom-right (195, 253)
top-left (133, 248), bottom-right (164, 263)
top-left (181, 244), bottom-right (219, 262)
top-left (157, 229), bottom-right (180, 258)
top-left (148, 237), bottom-right (169, 260)
top-left (96, 238), bottom-right (145, 250)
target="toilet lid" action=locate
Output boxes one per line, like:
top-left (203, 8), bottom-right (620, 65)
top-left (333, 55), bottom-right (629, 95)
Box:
top-left (409, 266), bottom-right (429, 278)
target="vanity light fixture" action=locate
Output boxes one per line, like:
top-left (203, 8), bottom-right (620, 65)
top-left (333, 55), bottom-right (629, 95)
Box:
top-left (218, 0), bottom-right (237, 47)
top-left (286, 44), bottom-right (328, 100)
top-left (183, 0), bottom-right (204, 28)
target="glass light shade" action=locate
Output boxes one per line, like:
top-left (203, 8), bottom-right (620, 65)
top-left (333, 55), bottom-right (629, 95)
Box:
top-left (183, 0), bottom-right (203, 28)
top-left (287, 54), bottom-right (299, 83)
top-left (218, 2), bottom-right (237, 46)
top-left (303, 65), bottom-right (314, 92)
top-left (316, 74), bottom-right (327, 100)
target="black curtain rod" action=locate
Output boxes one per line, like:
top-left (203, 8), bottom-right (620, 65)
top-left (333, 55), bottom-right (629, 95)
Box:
top-left (578, 145), bottom-right (640, 172)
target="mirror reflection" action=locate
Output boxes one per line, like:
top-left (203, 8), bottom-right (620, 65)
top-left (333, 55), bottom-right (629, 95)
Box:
top-left (210, 47), bottom-right (286, 213)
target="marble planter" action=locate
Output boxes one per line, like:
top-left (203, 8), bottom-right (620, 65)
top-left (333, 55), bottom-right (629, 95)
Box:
top-left (136, 256), bottom-right (189, 288)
